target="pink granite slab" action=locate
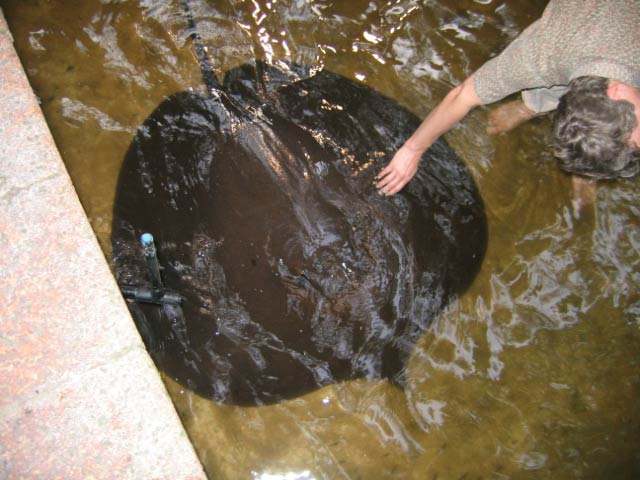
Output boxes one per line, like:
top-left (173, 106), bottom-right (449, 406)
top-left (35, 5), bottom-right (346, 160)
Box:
top-left (0, 9), bottom-right (206, 479)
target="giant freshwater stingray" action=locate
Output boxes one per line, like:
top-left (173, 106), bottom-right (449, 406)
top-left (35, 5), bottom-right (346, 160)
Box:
top-left (112, 53), bottom-right (487, 406)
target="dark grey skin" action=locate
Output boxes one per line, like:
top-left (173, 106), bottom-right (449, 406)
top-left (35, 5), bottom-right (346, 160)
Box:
top-left (111, 61), bottom-right (487, 406)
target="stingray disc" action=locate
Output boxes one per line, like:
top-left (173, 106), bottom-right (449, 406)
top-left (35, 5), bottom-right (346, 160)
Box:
top-left (112, 61), bottom-right (487, 406)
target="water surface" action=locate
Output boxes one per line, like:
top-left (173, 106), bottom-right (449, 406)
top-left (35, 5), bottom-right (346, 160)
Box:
top-left (4, 0), bottom-right (639, 478)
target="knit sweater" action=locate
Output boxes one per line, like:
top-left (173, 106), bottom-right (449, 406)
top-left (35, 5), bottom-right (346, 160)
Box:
top-left (473, 0), bottom-right (640, 105)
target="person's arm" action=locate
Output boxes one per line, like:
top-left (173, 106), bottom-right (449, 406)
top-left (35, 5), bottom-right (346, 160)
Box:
top-left (571, 176), bottom-right (597, 218)
top-left (377, 3), bottom-right (552, 196)
top-left (376, 76), bottom-right (481, 195)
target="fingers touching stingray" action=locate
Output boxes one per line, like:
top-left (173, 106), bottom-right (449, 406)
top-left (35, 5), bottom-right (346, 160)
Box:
top-left (112, 61), bottom-right (487, 406)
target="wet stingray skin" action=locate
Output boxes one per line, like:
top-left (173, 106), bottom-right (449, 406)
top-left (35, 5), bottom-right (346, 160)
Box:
top-left (112, 61), bottom-right (487, 406)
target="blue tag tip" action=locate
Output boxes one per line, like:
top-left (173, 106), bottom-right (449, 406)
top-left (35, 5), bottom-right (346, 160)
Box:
top-left (140, 233), bottom-right (154, 246)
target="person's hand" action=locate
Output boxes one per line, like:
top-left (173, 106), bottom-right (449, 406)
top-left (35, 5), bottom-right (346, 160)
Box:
top-left (486, 99), bottom-right (537, 135)
top-left (376, 143), bottom-right (423, 195)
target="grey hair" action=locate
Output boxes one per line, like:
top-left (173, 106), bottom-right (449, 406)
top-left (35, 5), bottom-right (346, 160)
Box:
top-left (552, 76), bottom-right (639, 180)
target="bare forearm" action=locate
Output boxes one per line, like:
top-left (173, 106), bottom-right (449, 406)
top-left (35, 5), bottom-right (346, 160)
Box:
top-left (376, 76), bottom-right (481, 196)
top-left (404, 76), bottom-right (481, 153)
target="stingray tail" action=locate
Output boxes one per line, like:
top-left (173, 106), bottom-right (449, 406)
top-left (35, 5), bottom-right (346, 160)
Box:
top-left (181, 0), bottom-right (223, 93)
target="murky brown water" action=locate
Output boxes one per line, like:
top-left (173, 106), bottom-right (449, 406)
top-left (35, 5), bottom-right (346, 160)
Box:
top-left (4, 0), bottom-right (640, 478)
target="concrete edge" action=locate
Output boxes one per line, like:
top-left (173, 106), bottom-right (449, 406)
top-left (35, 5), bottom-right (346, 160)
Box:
top-left (0, 7), bottom-right (206, 479)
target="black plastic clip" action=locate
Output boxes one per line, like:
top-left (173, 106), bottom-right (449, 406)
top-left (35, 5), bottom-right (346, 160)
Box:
top-left (121, 233), bottom-right (184, 306)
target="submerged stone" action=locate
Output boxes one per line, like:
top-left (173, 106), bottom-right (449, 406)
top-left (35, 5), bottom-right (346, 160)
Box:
top-left (112, 61), bottom-right (487, 406)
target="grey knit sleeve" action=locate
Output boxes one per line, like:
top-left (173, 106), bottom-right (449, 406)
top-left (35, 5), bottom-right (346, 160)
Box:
top-left (473, 18), bottom-right (550, 105)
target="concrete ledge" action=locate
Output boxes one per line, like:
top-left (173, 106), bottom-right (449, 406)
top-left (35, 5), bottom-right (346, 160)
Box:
top-left (0, 8), bottom-right (206, 479)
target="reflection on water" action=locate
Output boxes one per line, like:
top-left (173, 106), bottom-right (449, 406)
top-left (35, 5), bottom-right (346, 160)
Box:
top-left (4, 0), bottom-right (639, 478)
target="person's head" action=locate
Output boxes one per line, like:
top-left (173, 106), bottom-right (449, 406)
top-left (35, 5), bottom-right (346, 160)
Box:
top-left (553, 76), bottom-right (640, 180)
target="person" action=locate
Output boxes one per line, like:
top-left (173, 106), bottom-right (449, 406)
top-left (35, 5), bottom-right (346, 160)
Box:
top-left (376, 0), bottom-right (640, 206)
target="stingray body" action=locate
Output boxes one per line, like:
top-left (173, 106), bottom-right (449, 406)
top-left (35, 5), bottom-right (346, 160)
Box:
top-left (112, 60), bottom-right (487, 406)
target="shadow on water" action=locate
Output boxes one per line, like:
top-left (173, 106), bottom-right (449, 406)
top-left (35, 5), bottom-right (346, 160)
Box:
top-left (111, 59), bottom-right (487, 406)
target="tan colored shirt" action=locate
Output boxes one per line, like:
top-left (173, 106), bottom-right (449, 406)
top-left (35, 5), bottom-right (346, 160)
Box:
top-left (473, 0), bottom-right (640, 107)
